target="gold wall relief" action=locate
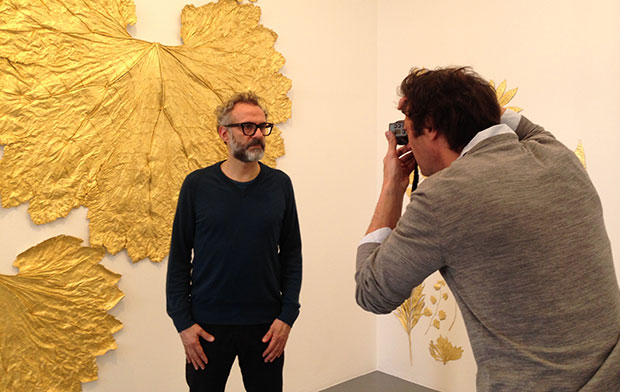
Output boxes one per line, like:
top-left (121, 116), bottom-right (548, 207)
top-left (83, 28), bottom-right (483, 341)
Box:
top-left (0, 0), bottom-right (291, 262)
top-left (0, 236), bottom-right (123, 391)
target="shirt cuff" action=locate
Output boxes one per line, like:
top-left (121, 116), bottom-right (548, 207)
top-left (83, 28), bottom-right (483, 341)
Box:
top-left (501, 109), bottom-right (521, 131)
top-left (360, 227), bottom-right (392, 245)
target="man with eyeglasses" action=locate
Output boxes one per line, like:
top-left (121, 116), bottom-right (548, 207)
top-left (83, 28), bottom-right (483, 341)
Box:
top-left (166, 92), bottom-right (302, 391)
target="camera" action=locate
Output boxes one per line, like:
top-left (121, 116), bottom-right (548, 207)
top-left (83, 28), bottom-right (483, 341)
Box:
top-left (389, 120), bottom-right (408, 145)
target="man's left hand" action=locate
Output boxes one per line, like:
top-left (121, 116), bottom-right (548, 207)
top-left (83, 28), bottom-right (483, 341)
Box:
top-left (261, 319), bottom-right (291, 363)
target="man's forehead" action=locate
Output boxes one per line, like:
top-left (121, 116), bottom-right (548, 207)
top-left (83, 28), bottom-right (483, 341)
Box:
top-left (230, 102), bottom-right (265, 119)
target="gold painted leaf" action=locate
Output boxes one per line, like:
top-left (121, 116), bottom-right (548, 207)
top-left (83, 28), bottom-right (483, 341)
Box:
top-left (430, 295), bottom-right (437, 304)
top-left (433, 319), bottom-right (440, 329)
top-left (575, 140), bottom-right (586, 169)
top-left (429, 335), bottom-right (464, 364)
top-left (490, 79), bottom-right (522, 112)
top-left (0, 0), bottom-right (291, 262)
top-left (0, 235), bottom-right (123, 391)
top-left (394, 284), bottom-right (426, 332)
top-left (394, 284), bottom-right (426, 362)
top-left (442, 292), bottom-right (448, 300)
top-left (495, 80), bottom-right (507, 100)
top-left (423, 307), bottom-right (433, 317)
top-left (438, 310), bottom-right (446, 320)
top-left (498, 87), bottom-right (518, 107)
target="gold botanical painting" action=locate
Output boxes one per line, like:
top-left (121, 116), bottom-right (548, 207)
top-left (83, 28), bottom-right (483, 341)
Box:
top-left (0, 0), bottom-right (291, 262)
top-left (394, 279), bottom-right (461, 365)
top-left (0, 236), bottom-right (123, 392)
top-left (429, 335), bottom-right (464, 365)
top-left (394, 284), bottom-right (426, 362)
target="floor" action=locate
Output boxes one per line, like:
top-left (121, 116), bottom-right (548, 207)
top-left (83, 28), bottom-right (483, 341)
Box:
top-left (319, 371), bottom-right (438, 392)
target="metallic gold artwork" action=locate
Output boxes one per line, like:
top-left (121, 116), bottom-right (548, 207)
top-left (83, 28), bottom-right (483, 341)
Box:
top-left (424, 279), bottom-right (456, 333)
top-left (0, 235), bottom-right (123, 391)
top-left (490, 80), bottom-right (523, 112)
top-left (0, 0), bottom-right (292, 262)
top-left (394, 284), bottom-right (426, 363)
top-left (429, 335), bottom-right (464, 364)
top-left (394, 279), bottom-right (462, 364)
top-left (575, 140), bottom-right (586, 168)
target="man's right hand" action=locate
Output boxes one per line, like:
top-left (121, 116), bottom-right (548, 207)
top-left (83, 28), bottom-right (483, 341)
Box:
top-left (382, 130), bottom-right (416, 194)
top-left (179, 323), bottom-right (214, 370)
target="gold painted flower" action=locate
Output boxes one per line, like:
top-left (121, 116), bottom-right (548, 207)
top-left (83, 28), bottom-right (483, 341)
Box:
top-left (0, 236), bottom-right (123, 391)
top-left (429, 335), bottom-right (464, 365)
top-left (0, 0), bottom-right (291, 262)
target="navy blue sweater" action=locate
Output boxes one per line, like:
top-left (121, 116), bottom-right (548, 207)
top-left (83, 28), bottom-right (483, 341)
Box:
top-left (166, 162), bottom-right (302, 332)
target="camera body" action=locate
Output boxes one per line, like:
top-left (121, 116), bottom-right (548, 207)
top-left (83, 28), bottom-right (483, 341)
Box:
top-left (389, 120), bottom-right (408, 145)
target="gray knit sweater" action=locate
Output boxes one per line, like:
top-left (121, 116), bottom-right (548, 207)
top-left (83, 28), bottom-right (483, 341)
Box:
top-left (356, 115), bottom-right (620, 391)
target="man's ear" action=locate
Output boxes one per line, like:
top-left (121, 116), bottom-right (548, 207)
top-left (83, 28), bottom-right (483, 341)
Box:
top-left (423, 117), bottom-right (439, 140)
top-left (218, 126), bottom-right (229, 144)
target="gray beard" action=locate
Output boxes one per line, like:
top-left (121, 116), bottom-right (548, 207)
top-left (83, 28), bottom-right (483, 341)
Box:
top-left (229, 135), bottom-right (265, 162)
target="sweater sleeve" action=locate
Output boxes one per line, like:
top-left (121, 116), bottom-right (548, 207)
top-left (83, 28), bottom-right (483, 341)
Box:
top-left (166, 175), bottom-right (196, 332)
top-left (511, 113), bottom-right (557, 143)
top-left (355, 187), bottom-right (443, 314)
top-left (276, 176), bottom-right (302, 327)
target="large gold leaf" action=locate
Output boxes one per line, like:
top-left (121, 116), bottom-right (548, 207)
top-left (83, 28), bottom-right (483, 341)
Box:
top-left (0, 0), bottom-right (291, 262)
top-left (0, 235), bottom-right (123, 392)
top-left (429, 335), bottom-right (464, 365)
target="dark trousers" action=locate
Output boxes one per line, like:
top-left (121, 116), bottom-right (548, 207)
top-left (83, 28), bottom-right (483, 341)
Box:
top-left (186, 323), bottom-right (284, 392)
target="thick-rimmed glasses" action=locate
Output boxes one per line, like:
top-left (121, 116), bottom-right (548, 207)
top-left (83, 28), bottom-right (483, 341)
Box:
top-left (224, 122), bottom-right (274, 136)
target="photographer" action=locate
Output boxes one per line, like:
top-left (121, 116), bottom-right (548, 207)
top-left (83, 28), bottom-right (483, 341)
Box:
top-left (356, 67), bottom-right (620, 391)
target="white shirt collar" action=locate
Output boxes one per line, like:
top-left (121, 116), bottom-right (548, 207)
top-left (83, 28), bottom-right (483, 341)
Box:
top-left (458, 124), bottom-right (516, 158)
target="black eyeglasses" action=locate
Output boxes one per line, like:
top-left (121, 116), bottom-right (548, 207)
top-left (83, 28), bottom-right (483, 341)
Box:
top-left (223, 122), bottom-right (274, 136)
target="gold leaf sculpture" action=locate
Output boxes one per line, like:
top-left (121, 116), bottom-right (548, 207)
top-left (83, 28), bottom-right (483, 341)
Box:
top-left (0, 0), bottom-right (291, 262)
top-left (429, 335), bottom-right (464, 365)
top-left (0, 235), bottom-right (123, 391)
top-left (394, 284), bottom-right (426, 363)
top-left (490, 80), bottom-right (523, 112)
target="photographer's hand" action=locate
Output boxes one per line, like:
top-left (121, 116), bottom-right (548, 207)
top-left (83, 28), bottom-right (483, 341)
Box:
top-left (365, 131), bottom-right (416, 234)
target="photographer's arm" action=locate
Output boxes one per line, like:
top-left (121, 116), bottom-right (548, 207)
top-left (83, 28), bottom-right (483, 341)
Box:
top-left (365, 131), bottom-right (416, 234)
top-left (355, 131), bottom-right (440, 314)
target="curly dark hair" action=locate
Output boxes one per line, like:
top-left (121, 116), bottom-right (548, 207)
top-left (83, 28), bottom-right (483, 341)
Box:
top-left (399, 67), bottom-right (500, 153)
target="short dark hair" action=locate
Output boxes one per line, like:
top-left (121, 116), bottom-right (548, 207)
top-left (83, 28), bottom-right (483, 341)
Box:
top-left (399, 66), bottom-right (500, 153)
top-left (215, 91), bottom-right (268, 127)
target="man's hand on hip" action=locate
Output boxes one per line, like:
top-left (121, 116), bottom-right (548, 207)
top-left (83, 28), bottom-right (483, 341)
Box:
top-left (180, 323), bottom-right (214, 370)
top-left (261, 319), bottom-right (291, 363)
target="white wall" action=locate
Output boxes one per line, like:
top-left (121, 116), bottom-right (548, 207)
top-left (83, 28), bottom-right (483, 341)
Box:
top-left (376, 1), bottom-right (620, 391)
top-left (0, 0), bottom-right (378, 391)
